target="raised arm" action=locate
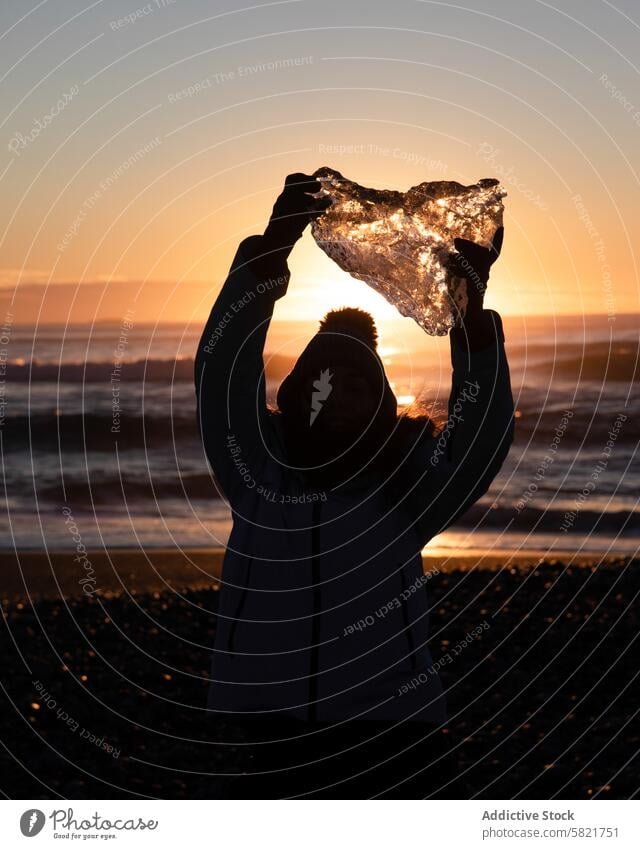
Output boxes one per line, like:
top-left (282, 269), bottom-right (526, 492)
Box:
top-left (194, 174), bottom-right (330, 502)
top-left (406, 228), bottom-right (515, 546)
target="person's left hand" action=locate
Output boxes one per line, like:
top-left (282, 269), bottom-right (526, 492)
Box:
top-left (263, 173), bottom-right (332, 252)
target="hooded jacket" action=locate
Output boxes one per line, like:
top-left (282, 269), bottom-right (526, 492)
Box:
top-left (195, 234), bottom-right (514, 724)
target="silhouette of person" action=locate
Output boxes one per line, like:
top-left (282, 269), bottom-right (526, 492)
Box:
top-left (195, 173), bottom-right (514, 798)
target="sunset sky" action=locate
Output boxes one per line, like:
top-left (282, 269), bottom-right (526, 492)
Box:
top-left (1, 0), bottom-right (638, 328)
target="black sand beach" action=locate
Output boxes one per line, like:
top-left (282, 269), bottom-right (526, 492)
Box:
top-left (1, 551), bottom-right (638, 799)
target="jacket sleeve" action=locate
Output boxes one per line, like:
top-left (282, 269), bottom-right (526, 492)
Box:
top-left (194, 235), bottom-right (290, 502)
top-left (407, 310), bottom-right (515, 547)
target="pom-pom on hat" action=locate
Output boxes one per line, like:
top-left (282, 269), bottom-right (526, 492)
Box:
top-left (317, 307), bottom-right (378, 349)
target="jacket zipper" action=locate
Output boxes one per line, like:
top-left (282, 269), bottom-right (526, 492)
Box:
top-left (227, 556), bottom-right (253, 657)
top-left (309, 499), bottom-right (322, 722)
top-left (399, 566), bottom-right (418, 670)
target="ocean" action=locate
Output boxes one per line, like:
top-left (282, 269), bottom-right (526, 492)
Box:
top-left (1, 313), bottom-right (637, 555)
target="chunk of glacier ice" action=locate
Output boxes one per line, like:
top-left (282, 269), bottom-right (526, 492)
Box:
top-left (311, 166), bottom-right (506, 335)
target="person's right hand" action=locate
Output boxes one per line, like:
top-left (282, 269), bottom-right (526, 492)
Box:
top-left (446, 226), bottom-right (504, 306)
top-left (263, 173), bottom-right (331, 252)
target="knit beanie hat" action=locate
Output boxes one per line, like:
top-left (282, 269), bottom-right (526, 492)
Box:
top-left (276, 307), bottom-right (398, 426)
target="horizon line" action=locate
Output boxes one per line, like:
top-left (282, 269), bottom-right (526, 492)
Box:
top-left (4, 311), bottom-right (637, 327)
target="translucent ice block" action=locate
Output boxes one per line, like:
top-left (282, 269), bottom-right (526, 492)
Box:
top-left (311, 166), bottom-right (506, 335)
